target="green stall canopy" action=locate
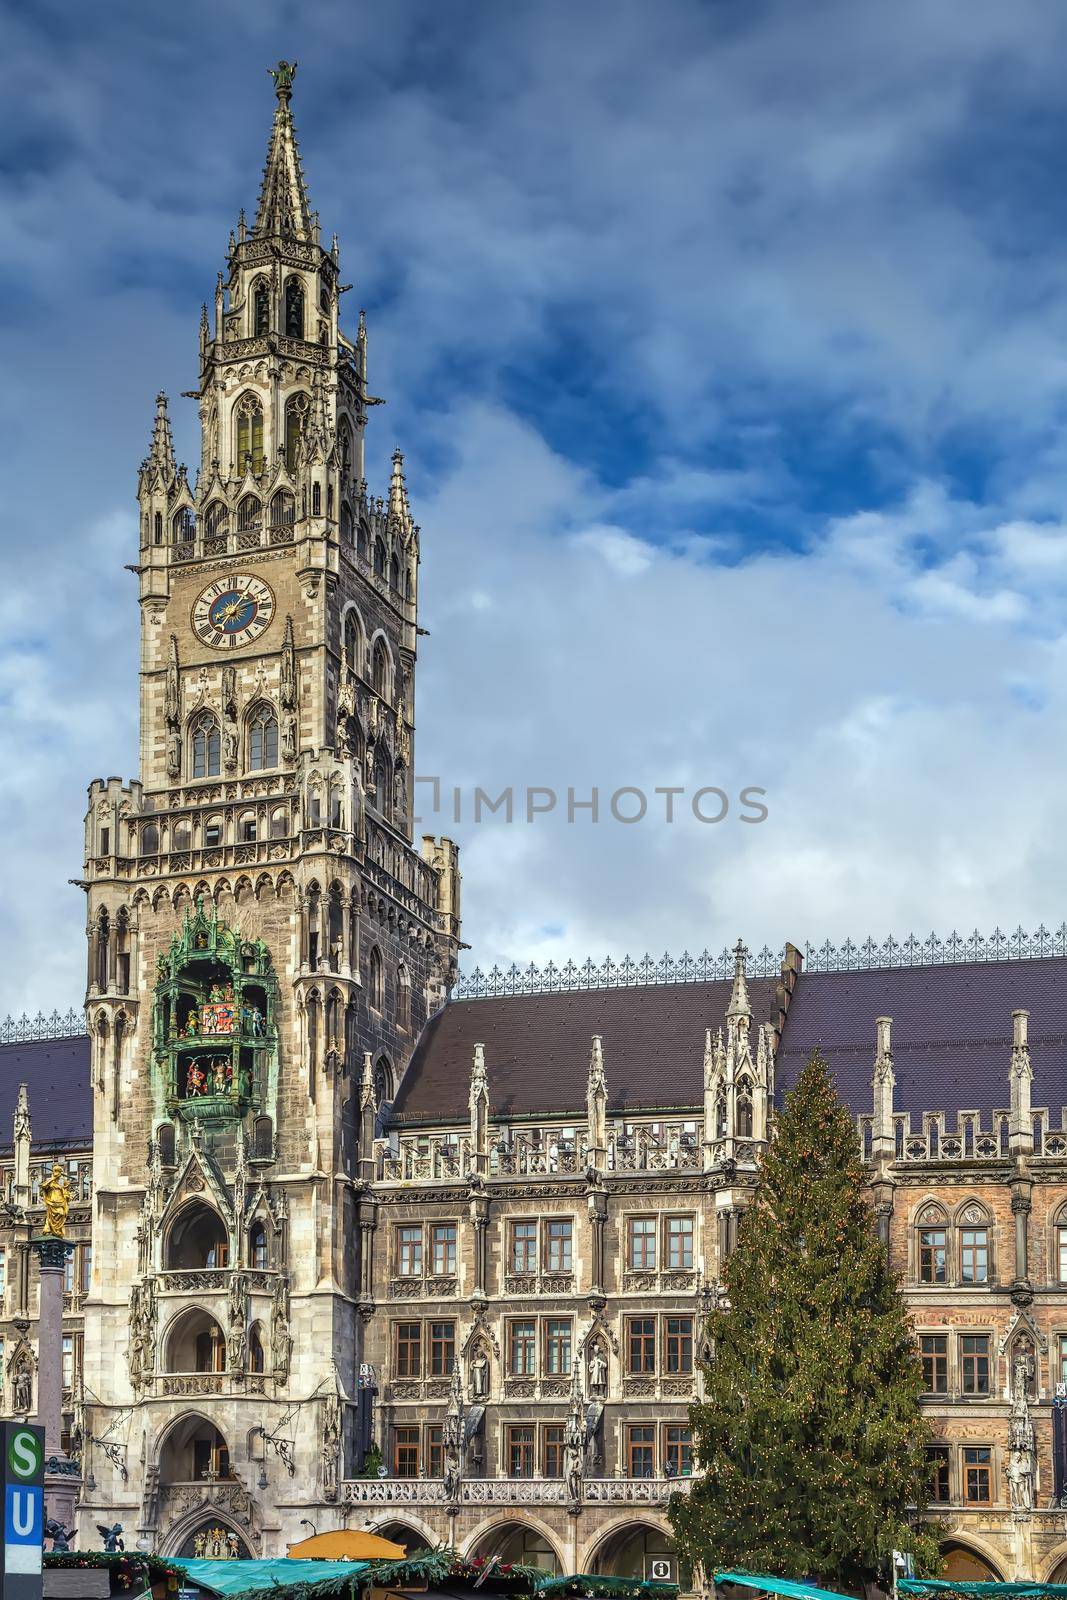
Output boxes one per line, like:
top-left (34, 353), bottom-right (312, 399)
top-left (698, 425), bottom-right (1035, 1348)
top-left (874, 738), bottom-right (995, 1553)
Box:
top-left (715, 1574), bottom-right (856, 1600)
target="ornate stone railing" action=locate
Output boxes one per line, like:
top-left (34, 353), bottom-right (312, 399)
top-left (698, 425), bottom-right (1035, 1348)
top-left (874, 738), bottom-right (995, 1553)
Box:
top-left (379, 1123), bottom-right (704, 1183)
top-left (453, 921), bottom-right (1067, 1000)
top-left (0, 1009), bottom-right (86, 1043)
top-left (342, 1476), bottom-right (691, 1507)
top-left (858, 1108), bottom-right (1067, 1164)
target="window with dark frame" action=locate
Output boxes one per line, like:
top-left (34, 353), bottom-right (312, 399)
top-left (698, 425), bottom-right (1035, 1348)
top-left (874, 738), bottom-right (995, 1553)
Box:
top-left (919, 1227), bottom-right (948, 1283)
top-left (397, 1225), bottom-right (423, 1277)
top-left (926, 1446), bottom-right (951, 1503)
top-left (511, 1220), bottom-right (537, 1275)
top-left (666, 1214), bottom-right (694, 1270)
top-left (544, 1319), bottom-right (572, 1376)
top-left (627, 1316), bottom-right (656, 1374)
top-left (426, 1425), bottom-right (443, 1479)
top-left (960, 1334), bottom-right (990, 1396)
top-left (506, 1424), bottom-right (535, 1478)
top-left (626, 1423), bottom-right (655, 1478)
top-left (431, 1223), bottom-right (457, 1277)
top-left (394, 1322), bottom-right (421, 1378)
top-left (543, 1424), bottom-right (565, 1478)
top-left (960, 1226), bottom-right (989, 1284)
top-left (665, 1316), bottom-right (693, 1374)
top-left (663, 1425), bottom-right (692, 1477)
top-left (963, 1445), bottom-right (991, 1503)
top-left (545, 1218), bottom-right (573, 1273)
top-left (394, 1426), bottom-right (420, 1477)
top-left (430, 1321), bottom-right (456, 1377)
top-left (509, 1320), bottom-right (536, 1377)
top-left (628, 1217), bottom-right (657, 1272)
top-left (920, 1334), bottom-right (948, 1394)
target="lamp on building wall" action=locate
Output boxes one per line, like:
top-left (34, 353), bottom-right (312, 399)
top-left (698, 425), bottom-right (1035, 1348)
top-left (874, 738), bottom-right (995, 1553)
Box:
top-left (299, 1519), bottom-right (317, 1538)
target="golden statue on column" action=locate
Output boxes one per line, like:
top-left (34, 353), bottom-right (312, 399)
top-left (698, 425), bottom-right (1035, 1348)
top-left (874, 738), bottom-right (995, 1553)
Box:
top-left (41, 1162), bottom-right (72, 1239)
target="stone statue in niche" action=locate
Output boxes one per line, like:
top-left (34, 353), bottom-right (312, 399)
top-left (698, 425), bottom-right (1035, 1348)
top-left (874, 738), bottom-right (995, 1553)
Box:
top-left (469, 1346), bottom-right (489, 1400)
top-left (12, 1367), bottom-right (32, 1414)
top-left (587, 1342), bottom-right (607, 1394)
top-left (1006, 1351), bottom-right (1036, 1516)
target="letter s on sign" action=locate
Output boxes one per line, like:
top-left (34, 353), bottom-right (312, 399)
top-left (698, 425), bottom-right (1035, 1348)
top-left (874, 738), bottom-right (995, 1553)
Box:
top-left (9, 1429), bottom-right (40, 1481)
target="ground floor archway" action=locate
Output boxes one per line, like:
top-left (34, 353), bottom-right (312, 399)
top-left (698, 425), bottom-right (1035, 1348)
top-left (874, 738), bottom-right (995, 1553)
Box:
top-left (941, 1542), bottom-right (1004, 1582)
top-left (587, 1520), bottom-right (688, 1587)
top-left (177, 1521), bottom-right (252, 1560)
top-left (374, 1520), bottom-right (434, 1555)
top-left (466, 1518), bottom-right (563, 1573)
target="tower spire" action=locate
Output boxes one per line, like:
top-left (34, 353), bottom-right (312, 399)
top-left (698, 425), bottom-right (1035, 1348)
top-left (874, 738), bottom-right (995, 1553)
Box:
top-left (388, 448), bottom-right (411, 524)
top-left (255, 61), bottom-right (313, 242)
top-left (147, 392), bottom-right (176, 478)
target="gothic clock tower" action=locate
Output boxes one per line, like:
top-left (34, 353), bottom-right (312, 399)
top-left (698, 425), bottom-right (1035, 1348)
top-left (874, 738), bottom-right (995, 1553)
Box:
top-left (77, 62), bottom-right (461, 1556)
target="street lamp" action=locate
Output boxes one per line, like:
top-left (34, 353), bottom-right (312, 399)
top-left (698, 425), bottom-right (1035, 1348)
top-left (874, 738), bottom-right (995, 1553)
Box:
top-left (299, 1519), bottom-right (317, 1538)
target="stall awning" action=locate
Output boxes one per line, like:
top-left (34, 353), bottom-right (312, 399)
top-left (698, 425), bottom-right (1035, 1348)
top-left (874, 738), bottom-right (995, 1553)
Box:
top-left (900, 1585), bottom-right (1067, 1598)
top-left (175, 1557), bottom-right (372, 1595)
top-left (715, 1574), bottom-right (854, 1600)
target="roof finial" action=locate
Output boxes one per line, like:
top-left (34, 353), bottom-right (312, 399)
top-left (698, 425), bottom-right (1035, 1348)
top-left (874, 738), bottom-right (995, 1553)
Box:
top-left (726, 937), bottom-right (751, 1020)
top-left (255, 63), bottom-right (312, 241)
top-left (268, 60), bottom-right (298, 99)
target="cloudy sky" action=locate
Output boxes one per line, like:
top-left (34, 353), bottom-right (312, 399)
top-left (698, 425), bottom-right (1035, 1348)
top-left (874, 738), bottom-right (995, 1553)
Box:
top-left (6, 0), bottom-right (1067, 1013)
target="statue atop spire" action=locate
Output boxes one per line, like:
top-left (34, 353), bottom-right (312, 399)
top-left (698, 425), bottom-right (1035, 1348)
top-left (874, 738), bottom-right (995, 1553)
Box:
top-left (255, 62), bottom-right (313, 241)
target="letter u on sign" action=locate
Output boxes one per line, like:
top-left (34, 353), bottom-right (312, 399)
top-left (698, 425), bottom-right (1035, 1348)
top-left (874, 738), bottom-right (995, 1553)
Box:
top-left (4, 1482), bottom-right (42, 1574)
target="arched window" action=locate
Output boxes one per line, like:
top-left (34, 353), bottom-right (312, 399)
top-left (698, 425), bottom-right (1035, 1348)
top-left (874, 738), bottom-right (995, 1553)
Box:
top-left (344, 612), bottom-right (362, 673)
top-left (374, 1055), bottom-right (394, 1106)
top-left (253, 279), bottom-right (270, 337)
top-left (373, 751), bottom-right (391, 818)
top-left (204, 816), bottom-right (223, 848)
top-left (916, 1204), bottom-right (948, 1284)
top-left (329, 780), bottom-right (343, 829)
top-left (389, 552), bottom-right (400, 591)
top-left (235, 394), bottom-right (264, 474)
top-left (405, 566), bottom-right (414, 601)
top-left (357, 520), bottom-right (369, 560)
top-left (249, 1221), bottom-right (268, 1271)
top-left (285, 277), bottom-right (305, 338)
top-left (307, 785), bottom-right (322, 828)
top-left (372, 639), bottom-right (391, 699)
top-left (191, 714), bottom-right (221, 779)
top-left (141, 824), bottom-right (159, 857)
top-left (271, 490), bottom-right (295, 528)
top-left (164, 1310), bottom-right (227, 1375)
top-left (153, 511), bottom-right (163, 544)
top-left (249, 1324), bottom-right (266, 1374)
top-left (1056, 1207), bottom-right (1067, 1284)
top-left (157, 1123), bottom-right (176, 1165)
top-left (374, 537), bottom-right (387, 578)
top-left (736, 1077), bottom-right (753, 1138)
top-left (172, 820), bottom-right (191, 851)
top-left (270, 807), bottom-right (288, 840)
top-left (284, 393), bottom-right (309, 473)
top-left (165, 1201), bottom-right (229, 1269)
top-left (368, 946), bottom-right (383, 1011)
top-left (957, 1202), bottom-right (990, 1284)
top-left (238, 811), bottom-right (257, 843)
top-left (340, 504), bottom-right (353, 544)
top-left (253, 1116), bottom-right (273, 1160)
top-left (172, 507), bottom-right (195, 543)
top-left (204, 501), bottom-right (228, 539)
top-left (238, 495), bottom-right (261, 534)
top-left (248, 706), bottom-right (278, 771)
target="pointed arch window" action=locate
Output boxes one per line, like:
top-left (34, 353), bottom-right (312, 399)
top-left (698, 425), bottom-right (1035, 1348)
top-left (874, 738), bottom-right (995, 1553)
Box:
top-left (271, 490), bottom-right (295, 528)
top-left (389, 552), bottom-right (400, 590)
top-left (344, 612), bottom-right (362, 673)
top-left (252, 280), bottom-right (270, 337)
top-left (141, 824), bottom-right (159, 857)
top-left (204, 501), bottom-right (228, 539)
top-left (285, 278), bottom-right (305, 339)
top-left (191, 714), bottom-right (221, 779)
top-left (916, 1204), bottom-right (949, 1284)
top-left (958, 1203), bottom-right (990, 1284)
top-left (340, 504), bottom-right (353, 544)
top-left (368, 946), bottom-right (384, 1011)
top-left (249, 1324), bottom-right (265, 1374)
top-left (373, 750), bottom-right (391, 818)
top-left (397, 966), bottom-right (411, 1031)
top-left (249, 1220), bottom-right (268, 1271)
top-left (153, 511), bottom-right (163, 544)
top-left (172, 507), bottom-right (195, 543)
top-left (374, 537), bottom-right (387, 578)
top-left (248, 705), bottom-right (279, 771)
top-left (235, 395), bottom-right (264, 474)
top-left (238, 495), bottom-right (262, 534)
top-left (284, 393), bottom-right (309, 473)
top-left (372, 639), bottom-right (391, 699)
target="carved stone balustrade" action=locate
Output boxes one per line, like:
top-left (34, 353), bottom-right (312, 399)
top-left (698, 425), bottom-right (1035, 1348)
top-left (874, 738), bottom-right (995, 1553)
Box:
top-left (341, 1476), bottom-right (693, 1507)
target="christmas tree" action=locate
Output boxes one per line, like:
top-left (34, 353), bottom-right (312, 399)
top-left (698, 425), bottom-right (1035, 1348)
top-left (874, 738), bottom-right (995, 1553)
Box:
top-left (670, 1050), bottom-right (940, 1590)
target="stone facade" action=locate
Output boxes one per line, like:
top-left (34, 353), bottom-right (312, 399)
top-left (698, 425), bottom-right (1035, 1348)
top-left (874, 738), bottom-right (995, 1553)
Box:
top-left (73, 63), bottom-right (460, 1559)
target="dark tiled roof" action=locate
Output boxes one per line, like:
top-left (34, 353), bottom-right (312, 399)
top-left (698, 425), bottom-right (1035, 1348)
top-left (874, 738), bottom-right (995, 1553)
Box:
top-left (776, 959), bottom-right (1067, 1122)
top-left (391, 979), bottom-right (784, 1123)
top-left (0, 1035), bottom-right (92, 1150)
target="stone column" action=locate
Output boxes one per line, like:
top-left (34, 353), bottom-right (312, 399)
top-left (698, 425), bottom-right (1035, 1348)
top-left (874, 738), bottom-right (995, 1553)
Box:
top-left (33, 1237), bottom-right (78, 1536)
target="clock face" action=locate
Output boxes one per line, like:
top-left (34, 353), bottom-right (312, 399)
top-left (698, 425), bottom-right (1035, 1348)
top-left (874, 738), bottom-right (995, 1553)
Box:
top-left (192, 574), bottom-right (275, 649)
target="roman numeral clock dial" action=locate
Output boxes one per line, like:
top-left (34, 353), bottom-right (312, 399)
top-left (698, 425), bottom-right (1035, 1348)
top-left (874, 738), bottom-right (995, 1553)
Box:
top-left (191, 573), bottom-right (275, 649)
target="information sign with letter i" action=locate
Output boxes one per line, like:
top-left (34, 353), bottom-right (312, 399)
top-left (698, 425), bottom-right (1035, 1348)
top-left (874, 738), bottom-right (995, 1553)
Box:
top-left (0, 1423), bottom-right (44, 1600)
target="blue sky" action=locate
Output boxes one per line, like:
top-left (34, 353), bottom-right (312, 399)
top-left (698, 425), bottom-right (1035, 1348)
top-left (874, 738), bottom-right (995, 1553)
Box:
top-left (6, 0), bottom-right (1067, 1011)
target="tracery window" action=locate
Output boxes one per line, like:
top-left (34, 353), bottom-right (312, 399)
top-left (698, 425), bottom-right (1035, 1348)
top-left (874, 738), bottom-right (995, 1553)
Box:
top-left (916, 1204), bottom-right (948, 1284)
top-left (284, 277), bottom-right (305, 339)
top-left (284, 393), bottom-right (309, 473)
top-left (368, 946), bottom-right (383, 1010)
top-left (343, 612), bottom-right (362, 673)
top-left (235, 394), bottom-right (264, 474)
top-left (172, 507), bottom-right (195, 542)
top-left (374, 537), bottom-right (387, 579)
top-left (252, 280), bottom-right (270, 337)
top-left (191, 714), bottom-right (221, 779)
top-left (271, 490), bottom-right (295, 527)
top-left (372, 639), bottom-right (391, 699)
top-left (248, 705), bottom-right (278, 771)
top-left (238, 494), bottom-right (261, 534)
top-left (204, 501), bottom-right (228, 539)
